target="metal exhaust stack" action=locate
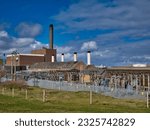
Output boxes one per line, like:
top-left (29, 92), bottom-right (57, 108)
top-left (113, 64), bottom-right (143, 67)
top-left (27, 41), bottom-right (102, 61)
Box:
top-left (74, 52), bottom-right (77, 62)
top-left (61, 53), bottom-right (64, 62)
top-left (52, 55), bottom-right (55, 62)
top-left (87, 51), bottom-right (91, 65)
top-left (49, 24), bottom-right (53, 49)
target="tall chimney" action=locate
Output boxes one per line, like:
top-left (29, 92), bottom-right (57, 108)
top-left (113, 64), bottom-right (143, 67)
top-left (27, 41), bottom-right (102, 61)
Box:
top-left (61, 53), bottom-right (64, 62)
top-left (74, 52), bottom-right (77, 62)
top-left (49, 24), bottom-right (53, 49)
top-left (52, 55), bottom-right (55, 62)
top-left (87, 51), bottom-right (91, 65)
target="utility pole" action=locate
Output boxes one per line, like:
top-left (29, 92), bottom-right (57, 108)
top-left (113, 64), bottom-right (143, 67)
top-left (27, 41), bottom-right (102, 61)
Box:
top-left (11, 53), bottom-right (14, 81)
top-left (11, 51), bottom-right (19, 81)
top-left (14, 56), bottom-right (19, 81)
top-left (14, 54), bottom-right (16, 81)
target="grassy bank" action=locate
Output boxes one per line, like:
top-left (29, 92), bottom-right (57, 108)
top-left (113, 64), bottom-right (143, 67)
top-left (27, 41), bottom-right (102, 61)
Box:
top-left (0, 84), bottom-right (149, 112)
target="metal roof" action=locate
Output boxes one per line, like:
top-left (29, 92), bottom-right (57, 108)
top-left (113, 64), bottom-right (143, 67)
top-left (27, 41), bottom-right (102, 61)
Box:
top-left (30, 61), bottom-right (85, 71)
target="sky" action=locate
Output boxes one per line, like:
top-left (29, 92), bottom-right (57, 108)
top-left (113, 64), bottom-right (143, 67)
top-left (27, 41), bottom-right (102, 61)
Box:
top-left (0, 0), bottom-right (150, 66)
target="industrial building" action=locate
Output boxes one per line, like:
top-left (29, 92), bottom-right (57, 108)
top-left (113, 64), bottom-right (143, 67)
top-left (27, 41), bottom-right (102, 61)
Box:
top-left (4, 24), bottom-right (150, 88)
top-left (27, 50), bottom-right (105, 84)
top-left (106, 65), bottom-right (150, 90)
top-left (30, 61), bottom-right (86, 82)
top-left (6, 24), bottom-right (57, 69)
top-left (5, 24), bottom-right (104, 84)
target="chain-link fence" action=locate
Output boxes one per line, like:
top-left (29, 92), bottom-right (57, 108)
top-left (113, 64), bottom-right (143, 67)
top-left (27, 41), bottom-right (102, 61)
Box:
top-left (27, 78), bottom-right (146, 100)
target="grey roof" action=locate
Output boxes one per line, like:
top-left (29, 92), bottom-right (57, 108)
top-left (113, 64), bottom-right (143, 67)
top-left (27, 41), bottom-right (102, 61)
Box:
top-left (30, 61), bottom-right (85, 71)
top-left (84, 65), bottom-right (98, 71)
top-left (81, 65), bottom-right (106, 75)
top-left (107, 66), bottom-right (150, 71)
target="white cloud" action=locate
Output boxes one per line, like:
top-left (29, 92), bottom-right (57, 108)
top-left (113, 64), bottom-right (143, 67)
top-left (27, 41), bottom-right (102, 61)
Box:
top-left (53, 0), bottom-right (150, 32)
top-left (16, 22), bottom-right (42, 37)
top-left (0, 30), bottom-right (48, 54)
top-left (13, 38), bottom-right (34, 47)
top-left (93, 49), bottom-right (116, 58)
top-left (0, 31), bottom-right (8, 37)
top-left (30, 41), bottom-right (48, 50)
top-left (52, 0), bottom-right (150, 66)
top-left (56, 46), bottom-right (73, 62)
top-left (81, 41), bottom-right (97, 51)
top-left (56, 46), bottom-right (72, 53)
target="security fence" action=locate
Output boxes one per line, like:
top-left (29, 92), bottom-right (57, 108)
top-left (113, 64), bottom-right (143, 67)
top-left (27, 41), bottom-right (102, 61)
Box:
top-left (27, 78), bottom-right (146, 100)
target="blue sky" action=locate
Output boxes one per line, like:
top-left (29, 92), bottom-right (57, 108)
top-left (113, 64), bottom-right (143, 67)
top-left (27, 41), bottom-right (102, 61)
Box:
top-left (0, 0), bottom-right (150, 66)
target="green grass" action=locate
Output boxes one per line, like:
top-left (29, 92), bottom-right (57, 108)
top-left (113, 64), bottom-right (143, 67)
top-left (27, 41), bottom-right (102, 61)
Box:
top-left (0, 86), bottom-right (150, 113)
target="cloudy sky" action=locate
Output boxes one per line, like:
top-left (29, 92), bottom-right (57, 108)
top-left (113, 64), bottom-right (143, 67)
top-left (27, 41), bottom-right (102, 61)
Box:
top-left (0, 0), bottom-right (150, 66)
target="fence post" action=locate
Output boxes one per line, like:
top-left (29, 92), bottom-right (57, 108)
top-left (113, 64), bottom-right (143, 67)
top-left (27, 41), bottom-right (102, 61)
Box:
top-left (43, 89), bottom-right (46, 102)
top-left (2, 88), bottom-right (4, 95)
top-left (12, 88), bottom-right (14, 97)
top-left (90, 86), bottom-right (92, 105)
top-left (59, 81), bottom-right (61, 91)
top-left (147, 92), bottom-right (149, 108)
top-left (25, 89), bottom-right (28, 100)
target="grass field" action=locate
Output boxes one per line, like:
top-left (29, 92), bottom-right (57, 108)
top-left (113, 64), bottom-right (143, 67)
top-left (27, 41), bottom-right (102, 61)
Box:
top-left (0, 85), bottom-right (150, 113)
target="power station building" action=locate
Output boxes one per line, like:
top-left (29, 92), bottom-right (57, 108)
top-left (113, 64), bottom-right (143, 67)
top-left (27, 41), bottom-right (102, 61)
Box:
top-left (6, 24), bottom-right (57, 68)
top-left (5, 24), bottom-right (102, 84)
top-left (4, 24), bottom-right (150, 87)
top-left (106, 65), bottom-right (150, 90)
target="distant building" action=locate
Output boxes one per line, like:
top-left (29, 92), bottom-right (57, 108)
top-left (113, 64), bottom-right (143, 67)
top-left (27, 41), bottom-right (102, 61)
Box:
top-left (29, 61), bottom-right (86, 82)
top-left (106, 65), bottom-right (150, 90)
top-left (6, 54), bottom-right (44, 69)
